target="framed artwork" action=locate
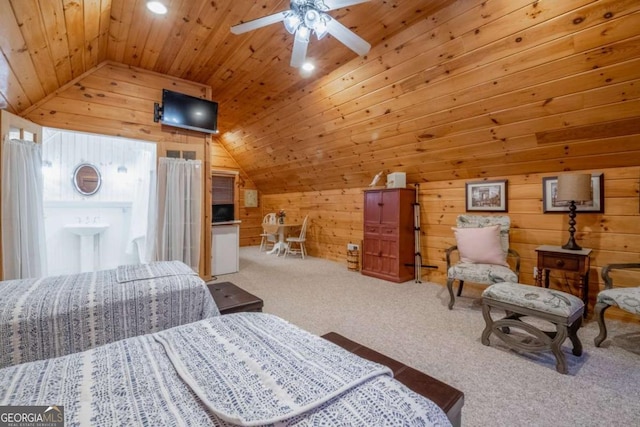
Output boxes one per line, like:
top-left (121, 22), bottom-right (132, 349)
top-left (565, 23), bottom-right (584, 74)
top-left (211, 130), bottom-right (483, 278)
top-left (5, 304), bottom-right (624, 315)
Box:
top-left (542, 173), bottom-right (604, 213)
top-left (244, 189), bottom-right (258, 207)
top-left (465, 179), bottom-right (508, 212)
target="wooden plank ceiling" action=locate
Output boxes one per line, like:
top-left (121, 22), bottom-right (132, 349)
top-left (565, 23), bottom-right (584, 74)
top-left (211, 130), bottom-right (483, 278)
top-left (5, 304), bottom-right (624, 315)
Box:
top-left (2, 0), bottom-right (640, 194)
top-left (1, 0), bottom-right (448, 124)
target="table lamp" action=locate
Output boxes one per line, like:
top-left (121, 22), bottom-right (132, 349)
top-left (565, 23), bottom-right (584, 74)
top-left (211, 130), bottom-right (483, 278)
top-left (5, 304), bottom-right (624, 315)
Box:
top-left (556, 173), bottom-right (592, 250)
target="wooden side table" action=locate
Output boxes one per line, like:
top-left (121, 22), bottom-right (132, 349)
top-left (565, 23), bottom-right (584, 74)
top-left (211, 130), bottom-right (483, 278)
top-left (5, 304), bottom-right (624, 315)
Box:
top-left (535, 245), bottom-right (592, 316)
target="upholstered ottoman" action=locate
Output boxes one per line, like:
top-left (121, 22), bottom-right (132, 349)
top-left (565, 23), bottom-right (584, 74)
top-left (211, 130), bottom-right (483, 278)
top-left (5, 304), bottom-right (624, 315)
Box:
top-left (481, 282), bottom-right (584, 374)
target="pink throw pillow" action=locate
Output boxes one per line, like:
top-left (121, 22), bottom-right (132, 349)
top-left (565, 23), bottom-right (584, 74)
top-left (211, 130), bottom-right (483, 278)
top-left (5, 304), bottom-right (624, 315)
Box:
top-left (453, 225), bottom-right (508, 267)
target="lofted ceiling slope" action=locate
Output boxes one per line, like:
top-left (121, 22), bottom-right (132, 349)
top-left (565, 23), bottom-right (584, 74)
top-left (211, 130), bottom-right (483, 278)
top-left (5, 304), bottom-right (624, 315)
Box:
top-left (1, 0), bottom-right (449, 128)
top-left (2, 0), bottom-right (640, 194)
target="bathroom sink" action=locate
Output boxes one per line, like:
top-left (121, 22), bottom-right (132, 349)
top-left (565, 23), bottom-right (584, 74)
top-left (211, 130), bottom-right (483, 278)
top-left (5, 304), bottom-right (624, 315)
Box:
top-left (64, 223), bottom-right (110, 236)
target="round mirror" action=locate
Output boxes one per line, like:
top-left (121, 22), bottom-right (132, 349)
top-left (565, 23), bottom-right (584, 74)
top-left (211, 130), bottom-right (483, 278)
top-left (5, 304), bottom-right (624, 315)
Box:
top-left (72, 163), bottom-right (102, 196)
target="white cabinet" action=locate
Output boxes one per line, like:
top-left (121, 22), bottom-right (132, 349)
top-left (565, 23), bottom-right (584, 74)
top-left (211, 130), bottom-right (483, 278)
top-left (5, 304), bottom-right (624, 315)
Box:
top-left (211, 223), bottom-right (240, 275)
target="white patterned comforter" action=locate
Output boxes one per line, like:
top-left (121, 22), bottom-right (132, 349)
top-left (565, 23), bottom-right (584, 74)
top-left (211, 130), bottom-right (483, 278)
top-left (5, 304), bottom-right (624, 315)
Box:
top-left (0, 313), bottom-right (451, 426)
top-left (0, 261), bottom-right (219, 368)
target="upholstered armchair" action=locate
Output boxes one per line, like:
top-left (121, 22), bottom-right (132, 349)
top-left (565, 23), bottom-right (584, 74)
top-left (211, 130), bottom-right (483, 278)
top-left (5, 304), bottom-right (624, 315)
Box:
top-left (594, 263), bottom-right (640, 347)
top-left (446, 215), bottom-right (521, 309)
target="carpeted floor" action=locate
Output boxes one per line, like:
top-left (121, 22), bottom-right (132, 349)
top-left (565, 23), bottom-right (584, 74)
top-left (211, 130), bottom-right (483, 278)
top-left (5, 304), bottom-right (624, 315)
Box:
top-left (219, 246), bottom-right (640, 427)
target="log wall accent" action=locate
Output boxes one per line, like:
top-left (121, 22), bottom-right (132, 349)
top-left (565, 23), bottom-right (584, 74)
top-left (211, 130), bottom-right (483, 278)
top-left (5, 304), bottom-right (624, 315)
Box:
top-left (263, 166), bottom-right (640, 322)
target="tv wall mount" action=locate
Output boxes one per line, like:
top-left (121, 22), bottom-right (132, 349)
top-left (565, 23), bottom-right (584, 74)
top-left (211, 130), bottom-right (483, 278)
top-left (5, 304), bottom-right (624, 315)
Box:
top-left (153, 102), bottom-right (163, 123)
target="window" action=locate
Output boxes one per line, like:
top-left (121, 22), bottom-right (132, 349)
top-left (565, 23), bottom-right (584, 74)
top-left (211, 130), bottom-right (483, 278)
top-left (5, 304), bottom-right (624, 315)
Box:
top-left (212, 174), bottom-right (236, 222)
top-left (167, 149), bottom-right (196, 160)
top-left (212, 175), bottom-right (234, 204)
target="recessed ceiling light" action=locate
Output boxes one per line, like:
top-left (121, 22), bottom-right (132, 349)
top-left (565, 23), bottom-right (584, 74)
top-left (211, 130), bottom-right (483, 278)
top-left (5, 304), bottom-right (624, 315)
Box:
top-left (147, 1), bottom-right (167, 15)
top-left (301, 62), bottom-right (315, 72)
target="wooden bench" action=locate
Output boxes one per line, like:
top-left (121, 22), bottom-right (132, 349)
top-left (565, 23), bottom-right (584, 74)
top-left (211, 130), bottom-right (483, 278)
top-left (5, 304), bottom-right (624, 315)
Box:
top-left (322, 332), bottom-right (464, 427)
top-left (481, 282), bottom-right (584, 374)
top-left (206, 281), bottom-right (264, 314)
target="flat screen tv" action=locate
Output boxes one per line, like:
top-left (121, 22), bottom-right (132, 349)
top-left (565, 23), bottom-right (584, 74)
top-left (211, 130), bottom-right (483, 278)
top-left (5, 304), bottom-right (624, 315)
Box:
top-left (156, 89), bottom-right (219, 134)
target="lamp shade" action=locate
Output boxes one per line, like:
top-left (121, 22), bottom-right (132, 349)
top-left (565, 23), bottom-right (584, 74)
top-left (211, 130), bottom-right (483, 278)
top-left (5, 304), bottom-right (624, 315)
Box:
top-left (556, 174), bottom-right (591, 202)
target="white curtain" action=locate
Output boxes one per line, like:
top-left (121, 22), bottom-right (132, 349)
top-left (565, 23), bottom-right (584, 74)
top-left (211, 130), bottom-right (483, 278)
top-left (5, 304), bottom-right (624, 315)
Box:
top-left (1, 138), bottom-right (47, 279)
top-left (125, 150), bottom-right (156, 263)
top-left (154, 157), bottom-right (202, 271)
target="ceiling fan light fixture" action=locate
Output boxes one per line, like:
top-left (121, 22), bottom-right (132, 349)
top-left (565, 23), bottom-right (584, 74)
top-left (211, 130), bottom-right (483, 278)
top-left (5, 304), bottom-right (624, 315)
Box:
top-left (296, 25), bottom-right (311, 42)
top-left (314, 0), bottom-right (330, 12)
top-left (146, 1), bottom-right (167, 15)
top-left (284, 13), bottom-right (300, 34)
top-left (301, 62), bottom-right (315, 71)
top-left (314, 17), bottom-right (329, 39)
top-left (304, 9), bottom-right (329, 39)
top-left (229, 0), bottom-right (371, 68)
top-left (304, 9), bottom-right (320, 28)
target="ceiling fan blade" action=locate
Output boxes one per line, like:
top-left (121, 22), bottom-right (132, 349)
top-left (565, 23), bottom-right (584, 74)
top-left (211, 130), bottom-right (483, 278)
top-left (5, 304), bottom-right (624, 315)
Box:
top-left (323, 0), bottom-right (371, 11)
top-left (230, 11), bottom-right (288, 35)
top-left (325, 18), bottom-right (370, 56)
top-left (290, 34), bottom-right (309, 68)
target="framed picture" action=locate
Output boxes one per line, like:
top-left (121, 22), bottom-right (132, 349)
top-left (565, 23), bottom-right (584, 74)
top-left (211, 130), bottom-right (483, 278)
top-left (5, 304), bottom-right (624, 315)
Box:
top-left (465, 180), bottom-right (508, 212)
top-left (244, 189), bottom-right (258, 207)
top-left (542, 173), bottom-right (604, 213)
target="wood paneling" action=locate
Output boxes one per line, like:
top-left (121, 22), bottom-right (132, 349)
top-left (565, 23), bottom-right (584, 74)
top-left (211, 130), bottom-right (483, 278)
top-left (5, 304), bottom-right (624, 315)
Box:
top-left (222, 0), bottom-right (640, 194)
top-left (2, 0), bottom-right (639, 322)
top-left (3, 1), bottom-right (639, 196)
top-left (263, 166), bottom-right (640, 322)
top-left (1, 0), bottom-right (447, 130)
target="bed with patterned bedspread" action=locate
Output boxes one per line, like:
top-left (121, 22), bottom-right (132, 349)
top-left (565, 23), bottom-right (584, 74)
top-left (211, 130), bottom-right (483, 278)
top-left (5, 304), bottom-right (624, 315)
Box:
top-left (0, 313), bottom-right (451, 426)
top-left (0, 261), bottom-right (219, 368)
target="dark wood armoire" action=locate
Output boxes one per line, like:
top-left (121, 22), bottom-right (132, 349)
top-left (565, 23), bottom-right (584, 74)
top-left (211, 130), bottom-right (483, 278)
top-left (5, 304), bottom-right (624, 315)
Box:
top-left (361, 188), bottom-right (415, 283)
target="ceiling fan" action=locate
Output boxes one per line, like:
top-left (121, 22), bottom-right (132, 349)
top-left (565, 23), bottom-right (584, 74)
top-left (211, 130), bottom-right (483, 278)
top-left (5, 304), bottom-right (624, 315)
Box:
top-left (230, 0), bottom-right (371, 68)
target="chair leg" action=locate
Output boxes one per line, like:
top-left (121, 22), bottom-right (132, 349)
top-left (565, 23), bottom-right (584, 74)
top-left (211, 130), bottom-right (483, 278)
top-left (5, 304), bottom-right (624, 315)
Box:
top-left (568, 316), bottom-right (583, 356)
top-left (446, 278), bottom-right (456, 310)
top-left (456, 280), bottom-right (465, 297)
top-left (260, 236), bottom-right (266, 252)
top-left (594, 302), bottom-right (611, 347)
top-left (481, 303), bottom-right (493, 345)
top-left (284, 241), bottom-right (306, 259)
top-left (551, 323), bottom-right (569, 374)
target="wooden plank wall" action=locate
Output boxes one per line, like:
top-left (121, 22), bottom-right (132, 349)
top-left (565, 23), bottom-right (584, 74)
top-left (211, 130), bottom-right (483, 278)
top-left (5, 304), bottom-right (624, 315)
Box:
top-left (262, 166), bottom-right (640, 321)
top-left (223, 0), bottom-right (640, 193)
top-left (19, 61), bottom-right (262, 274)
top-left (260, 188), bottom-right (365, 260)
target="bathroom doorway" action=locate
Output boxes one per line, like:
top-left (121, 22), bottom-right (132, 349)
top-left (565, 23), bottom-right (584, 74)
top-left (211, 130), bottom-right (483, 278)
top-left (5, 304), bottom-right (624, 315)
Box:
top-left (42, 128), bottom-right (156, 275)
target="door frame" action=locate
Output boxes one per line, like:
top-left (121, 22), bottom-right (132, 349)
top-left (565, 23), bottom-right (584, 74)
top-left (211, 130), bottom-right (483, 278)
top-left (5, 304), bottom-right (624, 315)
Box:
top-left (158, 139), bottom-right (212, 279)
top-left (0, 110), bottom-right (44, 280)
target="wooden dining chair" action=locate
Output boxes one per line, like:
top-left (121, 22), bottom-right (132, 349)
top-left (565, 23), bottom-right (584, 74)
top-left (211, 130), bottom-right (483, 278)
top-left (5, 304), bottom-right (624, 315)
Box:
top-left (260, 213), bottom-right (278, 252)
top-left (285, 215), bottom-right (309, 259)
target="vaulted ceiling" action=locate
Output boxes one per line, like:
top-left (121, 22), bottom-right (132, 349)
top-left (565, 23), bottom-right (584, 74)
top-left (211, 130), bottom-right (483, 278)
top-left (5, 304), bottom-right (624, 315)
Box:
top-left (2, 0), bottom-right (640, 194)
top-left (0, 0), bottom-right (451, 130)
